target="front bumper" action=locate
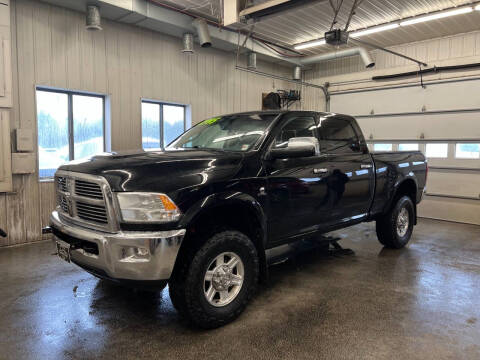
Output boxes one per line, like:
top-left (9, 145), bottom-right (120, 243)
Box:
top-left (50, 211), bottom-right (185, 281)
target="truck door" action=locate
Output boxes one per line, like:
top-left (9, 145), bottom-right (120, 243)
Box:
top-left (264, 113), bottom-right (330, 246)
top-left (317, 115), bottom-right (375, 225)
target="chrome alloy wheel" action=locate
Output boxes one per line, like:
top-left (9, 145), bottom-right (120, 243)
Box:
top-left (204, 252), bottom-right (244, 307)
top-left (396, 207), bottom-right (409, 237)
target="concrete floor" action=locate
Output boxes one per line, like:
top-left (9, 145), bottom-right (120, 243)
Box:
top-left (1, 218), bottom-right (480, 360)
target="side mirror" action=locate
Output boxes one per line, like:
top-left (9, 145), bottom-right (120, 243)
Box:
top-left (268, 136), bottom-right (319, 160)
top-left (270, 145), bottom-right (315, 159)
top-left (269, 138), bottom-right (317, 159)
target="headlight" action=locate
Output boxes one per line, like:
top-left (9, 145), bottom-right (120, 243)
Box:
top-left (116, 192), bottom-right (181, 223)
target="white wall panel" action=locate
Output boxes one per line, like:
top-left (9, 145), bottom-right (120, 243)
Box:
top-left (426, 171), bottom-right (480, 199)
top-left (331, 79), bottom-right (480, 116)
top-left (355, 112), bottom-right (480, 141)
top-left (418, 197), bottom-right (480, 225)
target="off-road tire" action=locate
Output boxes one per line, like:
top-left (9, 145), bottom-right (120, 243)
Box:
top-left (376, 195), bottom-right (415, 249)
top-left (169, 230), bottom-right (259, 329)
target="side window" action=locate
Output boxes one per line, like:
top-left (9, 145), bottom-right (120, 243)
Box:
top-left (37, 88), bottom-right (105, 179)
top-left (318, 117), bottom-right (359, 154)
top-left (142, 100), bottom-right (186, 149)
top-left (273, 115), bottom-right (317, 149)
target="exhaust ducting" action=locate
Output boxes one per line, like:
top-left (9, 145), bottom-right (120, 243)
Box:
top-left (247, 52), bottom-right (257, 69)
top-left (86, 5), bottom-right (102, 31)
top-left (181, 33), bottom-right (194, 53)
top-left (293, 66), bottom-right (302, 80)
top-left (299, 47), bottom-right (375, 68)
top-left (192, 18), bottom-right (212, 48)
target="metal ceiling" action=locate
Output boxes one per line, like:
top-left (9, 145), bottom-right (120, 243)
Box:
top-left (159, 0), bottom-right (224, 21)
top-left (166, 0), bottom-right (480, 55)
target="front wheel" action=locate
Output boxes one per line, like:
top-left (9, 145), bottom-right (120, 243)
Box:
top-left (169, 231), bottom-right (259, 329)
top-left (376, 195), bottom-right (415, 249)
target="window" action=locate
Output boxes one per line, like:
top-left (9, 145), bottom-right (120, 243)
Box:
top-left (37, 89), bottom-right (105, 178)
top-left (142, 101), bottom-right (186, 149)
top-left (169, 113), bottom-right (276, 152)
top-left (318, 117), bottom-right (359, 154)
top-left (426, 143), bottom-right (448, 158)
top-left (373, 143), bottom-right (392, 152)
top-left (455, 143), bottom-right (480, 159)
top-left (399, 143), bottom-right (419, 151)
top-left (141, 102), bottom-right (160, 149)
top-left (274, 115), bottom-right (317, 149)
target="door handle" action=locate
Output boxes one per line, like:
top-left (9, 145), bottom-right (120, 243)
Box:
top-left (361, 164), bottom-right (372, 169)
top-left (313, 168), bottom-right (329, 174)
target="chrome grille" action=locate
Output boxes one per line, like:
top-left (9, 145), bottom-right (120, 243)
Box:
top-left (55, 171), bottom-right (116, 232)
top-left (59, 195), bottom-right (69, 213)
top-left (75, 180), bottom-right (103, 199)
top-left (76, 202), bottom-right (108, 224)
top-left (57, 176), bottom-right (67, 192)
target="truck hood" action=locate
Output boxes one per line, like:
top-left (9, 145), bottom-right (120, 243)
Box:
top-left (58, 149), bottom-right (245, 193)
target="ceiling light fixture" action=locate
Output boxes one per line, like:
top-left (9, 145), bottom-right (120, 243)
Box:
top-left (400, 6), bottom-right (473, 26)
top-left (294, 39), bottom-right (326, 50)
top-left (350, 23), bottom-right (400, 38)
top-left (293, 5), bottom-right (477, 51)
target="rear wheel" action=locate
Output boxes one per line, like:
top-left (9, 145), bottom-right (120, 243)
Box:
top-left (169, 230), bottom-right (259, 329)
top-left (376, 195), bottom-right (415, 249)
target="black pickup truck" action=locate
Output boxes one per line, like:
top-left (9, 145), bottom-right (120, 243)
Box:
top-left (51, 111), bottom-right (427, 328)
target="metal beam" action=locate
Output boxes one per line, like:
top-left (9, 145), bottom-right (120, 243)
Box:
top-left (239, 0), bottom-right (321, 21)
top-left (239, 0), bottom-right (291, 16)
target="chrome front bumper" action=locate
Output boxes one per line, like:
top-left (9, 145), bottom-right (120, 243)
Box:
top-left (50, 211), bottom-right (185, 281)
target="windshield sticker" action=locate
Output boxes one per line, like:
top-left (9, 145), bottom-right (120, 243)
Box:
top-left (201, 116), bottom-right (221, 125)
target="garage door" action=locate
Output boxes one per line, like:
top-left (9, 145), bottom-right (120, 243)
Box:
top-left (330, 78), bottom-right (480, 225)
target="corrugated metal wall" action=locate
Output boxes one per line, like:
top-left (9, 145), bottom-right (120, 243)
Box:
top-left (0, 0), bottom-right (325, 247)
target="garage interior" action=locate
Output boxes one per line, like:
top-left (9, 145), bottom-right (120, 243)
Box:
top-left (0, 0), bottom-right (480, 358)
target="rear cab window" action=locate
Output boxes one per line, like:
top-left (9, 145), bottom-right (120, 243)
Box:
top-left (317, 115), bottom-right (361, 154)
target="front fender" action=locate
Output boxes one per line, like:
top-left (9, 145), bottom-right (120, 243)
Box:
top-left (177, 191), bottom-right (268, 247)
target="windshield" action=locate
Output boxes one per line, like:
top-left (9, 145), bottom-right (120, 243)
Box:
top-left (167, 113), bottom-right (277, 152)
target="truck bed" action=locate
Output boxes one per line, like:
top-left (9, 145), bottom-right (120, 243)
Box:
top-left (369, 150), bottom-right (427, 217)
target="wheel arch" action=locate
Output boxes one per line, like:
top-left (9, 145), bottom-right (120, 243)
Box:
top-left (173, 192), bottom-right (268, 282)
top-left (387, 177), bottom-right (418, 223)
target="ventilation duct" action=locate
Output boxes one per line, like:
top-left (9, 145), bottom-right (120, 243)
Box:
top-left (293, 66), bottom-right (302, 80)
top-left (192, 18), bottom-right (212, 48)
top-left (298, 47), bottom-right (375, 68)
top-left (86, 5), bottom-right (102, 31)
top-left (247, 52), bottom-right (257, 69)
top-left (181, 33), bottom-right (194, 53)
